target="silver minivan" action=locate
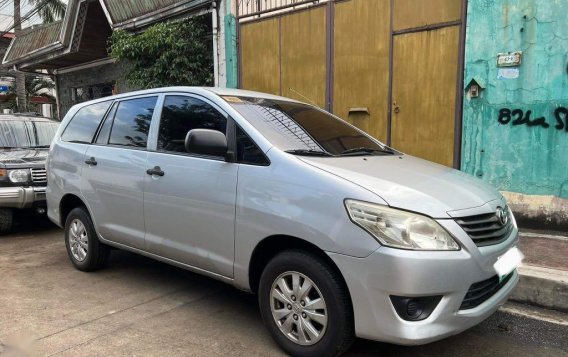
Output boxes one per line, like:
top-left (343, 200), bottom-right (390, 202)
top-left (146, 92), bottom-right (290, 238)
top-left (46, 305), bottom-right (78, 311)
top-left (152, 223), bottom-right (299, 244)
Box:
top-left (47, 87), bottom-right (521, 357)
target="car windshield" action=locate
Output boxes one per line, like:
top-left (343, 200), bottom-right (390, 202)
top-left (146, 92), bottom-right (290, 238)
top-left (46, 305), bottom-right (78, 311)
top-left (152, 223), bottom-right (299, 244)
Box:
top-left (223, 96), bottom-right (392, 156)
top-left (0, 120), bottom-right (59, 149)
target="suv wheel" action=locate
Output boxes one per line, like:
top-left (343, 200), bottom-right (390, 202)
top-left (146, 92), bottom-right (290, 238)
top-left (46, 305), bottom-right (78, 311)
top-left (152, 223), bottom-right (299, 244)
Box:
top-left (258, 250), bottom-right (354, 357)
top-left (0, 208), bottom-right (13, 234)
top-left (64, 207), bottom-right (110, 271)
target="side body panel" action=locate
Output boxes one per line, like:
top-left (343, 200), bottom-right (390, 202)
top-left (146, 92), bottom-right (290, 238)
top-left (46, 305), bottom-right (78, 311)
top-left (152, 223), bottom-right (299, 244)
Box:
top-left (232, 149), bottom-right (384, 291)
top-left (144, 152), bottom-right (238, 278)
top-left (81, 146), bottom-right (147, 250)
top-left (46, 140), bottom-right (89, 227)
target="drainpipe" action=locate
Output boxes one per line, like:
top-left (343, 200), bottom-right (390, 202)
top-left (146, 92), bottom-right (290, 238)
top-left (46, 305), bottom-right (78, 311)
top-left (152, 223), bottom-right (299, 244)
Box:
top-left (212, 2), bottom-right (219, 87)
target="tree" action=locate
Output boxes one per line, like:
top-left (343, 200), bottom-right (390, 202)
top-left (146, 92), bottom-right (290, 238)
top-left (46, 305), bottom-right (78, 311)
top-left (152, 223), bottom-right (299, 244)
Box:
top-left (13, 0), bottom-right (66, 112)
top-left (2, 75), bottom-right (56, 113)
top-left (110, 19), bottom-right (213, 89)
top-left (30, 0), bottom-right (66, 24)
top-left (14, 0), bottom-right (26, 112)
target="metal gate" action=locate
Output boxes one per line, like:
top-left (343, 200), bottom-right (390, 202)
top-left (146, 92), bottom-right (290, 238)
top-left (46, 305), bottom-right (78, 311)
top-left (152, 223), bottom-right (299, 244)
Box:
top-left (237, 0), bottom-right (467, 167)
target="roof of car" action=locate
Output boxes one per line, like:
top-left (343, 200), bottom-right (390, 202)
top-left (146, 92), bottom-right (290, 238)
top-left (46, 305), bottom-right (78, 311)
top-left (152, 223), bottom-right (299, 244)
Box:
top-left (204, 87), bottom-right (300, 102)
top-left (0, 113), bottom-right (58, 122)
top-left (65, 87), bottom-right (306, 117)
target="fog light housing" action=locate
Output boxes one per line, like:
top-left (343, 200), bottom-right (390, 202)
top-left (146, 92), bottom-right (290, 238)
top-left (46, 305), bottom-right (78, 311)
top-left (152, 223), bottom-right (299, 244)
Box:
top-left (390, 295), bottom-right (442, 321)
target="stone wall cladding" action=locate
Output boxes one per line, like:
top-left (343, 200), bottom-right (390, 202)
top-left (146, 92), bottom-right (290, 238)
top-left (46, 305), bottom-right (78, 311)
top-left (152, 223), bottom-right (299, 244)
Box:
top-left (56, 60), bottom-right (136, 118)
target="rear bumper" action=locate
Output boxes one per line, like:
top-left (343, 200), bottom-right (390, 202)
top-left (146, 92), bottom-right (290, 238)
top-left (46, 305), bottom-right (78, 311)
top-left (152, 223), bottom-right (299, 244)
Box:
top-left (327, 231), bottom-right (519, 345)
top-left (0, 186), bottom-right (46, 209)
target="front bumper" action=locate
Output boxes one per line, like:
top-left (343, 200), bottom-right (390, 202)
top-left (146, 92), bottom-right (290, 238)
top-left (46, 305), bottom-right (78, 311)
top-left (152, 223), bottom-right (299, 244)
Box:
top-left (0, 186), bottom-right (46, 209)
top-left (327, 224), bottom-right (519, 345)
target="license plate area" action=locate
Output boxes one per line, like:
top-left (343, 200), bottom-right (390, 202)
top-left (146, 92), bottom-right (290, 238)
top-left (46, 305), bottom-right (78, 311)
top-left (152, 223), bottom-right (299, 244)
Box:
top-left (493, 246), bottom-right (524, 279)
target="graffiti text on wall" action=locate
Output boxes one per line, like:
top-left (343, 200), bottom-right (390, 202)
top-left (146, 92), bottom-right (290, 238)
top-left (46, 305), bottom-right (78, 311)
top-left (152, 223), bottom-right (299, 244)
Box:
top-left (498, 107), bottom-right (568, 132)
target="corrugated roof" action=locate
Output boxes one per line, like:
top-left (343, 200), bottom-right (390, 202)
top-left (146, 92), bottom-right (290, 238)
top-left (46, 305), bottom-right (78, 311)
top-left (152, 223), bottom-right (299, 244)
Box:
top-left (3, 0), bottom-right (212, 67)
top-left (4, 22), bottom-right (62, 63)
top-left (102, 0), bottom-right (183, 24)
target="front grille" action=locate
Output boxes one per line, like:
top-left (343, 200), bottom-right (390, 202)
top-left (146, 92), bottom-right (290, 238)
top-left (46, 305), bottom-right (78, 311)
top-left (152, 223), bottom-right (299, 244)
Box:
top-left (455, 207), bottom-right (513, 247)
top-left (460, 272), bottom-right (514, 310)
top-left (30, 168), bottom-right (47, 185)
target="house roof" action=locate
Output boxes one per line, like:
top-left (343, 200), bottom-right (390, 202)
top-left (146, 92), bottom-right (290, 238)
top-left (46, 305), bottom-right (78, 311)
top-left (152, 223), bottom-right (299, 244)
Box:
top-left (102, 0), bottom-right (185, 24)
top-left (4, 22), bottom-right (62, 64)
top-left (3, 0), bottom-right (213, 70)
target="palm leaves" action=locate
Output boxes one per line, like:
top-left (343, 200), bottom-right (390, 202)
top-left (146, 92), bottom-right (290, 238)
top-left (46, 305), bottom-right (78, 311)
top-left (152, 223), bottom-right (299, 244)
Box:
top-left (29, 0), bottom-right (67, 24)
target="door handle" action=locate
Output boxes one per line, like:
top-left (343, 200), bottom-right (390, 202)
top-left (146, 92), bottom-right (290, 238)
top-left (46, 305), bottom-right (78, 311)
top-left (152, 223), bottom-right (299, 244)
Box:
top-left (146, 166), bottom-right (165, 177)
top-left (85, 157), bottom-right (97, 166)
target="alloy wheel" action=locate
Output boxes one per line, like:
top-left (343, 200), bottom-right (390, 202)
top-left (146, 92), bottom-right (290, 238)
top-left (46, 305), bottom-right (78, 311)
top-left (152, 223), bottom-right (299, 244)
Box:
top-left (69, 219), bottom-right (88, 262)
top-left (270, 271), bottom-right (328, 346)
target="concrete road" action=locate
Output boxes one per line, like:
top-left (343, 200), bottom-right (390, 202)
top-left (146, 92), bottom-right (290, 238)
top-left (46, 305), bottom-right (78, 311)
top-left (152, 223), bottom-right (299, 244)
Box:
top-left (1, 221), bottom-right (566, 357)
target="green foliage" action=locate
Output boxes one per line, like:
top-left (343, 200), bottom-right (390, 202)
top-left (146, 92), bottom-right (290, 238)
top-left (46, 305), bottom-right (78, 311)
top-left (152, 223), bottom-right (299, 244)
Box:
top-left (30, 0), bottom-right (67, 24)
top-left (110, 19), bottom-right (213, 89)
top-left (2, 75), bottom-right (56, 113)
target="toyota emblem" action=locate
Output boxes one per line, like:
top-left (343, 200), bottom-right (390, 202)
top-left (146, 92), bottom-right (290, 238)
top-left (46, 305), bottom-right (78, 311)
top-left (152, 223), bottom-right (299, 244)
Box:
top-left (496, 207), bottom-right (508, 226)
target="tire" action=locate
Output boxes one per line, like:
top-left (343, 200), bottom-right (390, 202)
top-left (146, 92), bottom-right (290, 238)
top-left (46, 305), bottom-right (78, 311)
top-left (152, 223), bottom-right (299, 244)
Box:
top-left (258, 250), bottom-right (354, 357)
top-left (0, 208), bottom-right (13, 234)
top-left (64, 207), bottom-right (110, 271)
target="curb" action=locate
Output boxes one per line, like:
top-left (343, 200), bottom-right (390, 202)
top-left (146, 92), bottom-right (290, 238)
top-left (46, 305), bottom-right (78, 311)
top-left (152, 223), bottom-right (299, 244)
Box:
top-left (511, 265), bottom-right (568, 312)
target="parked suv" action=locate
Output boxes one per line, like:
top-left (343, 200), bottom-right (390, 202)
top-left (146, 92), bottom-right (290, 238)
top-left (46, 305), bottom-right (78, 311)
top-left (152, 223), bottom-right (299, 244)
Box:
top-left (0, 114), bottom-right (59, 233)
top-left (47, 87), bottom-right (521, 357)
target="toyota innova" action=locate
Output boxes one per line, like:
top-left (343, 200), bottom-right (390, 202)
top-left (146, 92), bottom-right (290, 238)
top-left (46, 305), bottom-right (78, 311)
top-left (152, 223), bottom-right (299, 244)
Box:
top-left (47, 87), bottom-right (522, 357)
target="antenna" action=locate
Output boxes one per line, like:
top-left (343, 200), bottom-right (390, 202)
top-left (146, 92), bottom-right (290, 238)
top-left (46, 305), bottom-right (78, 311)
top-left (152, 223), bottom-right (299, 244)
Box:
top-left (288, 87), bottom-right (318, 106)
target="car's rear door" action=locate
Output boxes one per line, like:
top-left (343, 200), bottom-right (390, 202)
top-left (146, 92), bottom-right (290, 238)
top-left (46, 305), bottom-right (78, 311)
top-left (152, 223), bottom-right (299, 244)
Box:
top-left (143, 93), bottom-right (237, 278)
top-left (81, 95), bottom-right (158, 250)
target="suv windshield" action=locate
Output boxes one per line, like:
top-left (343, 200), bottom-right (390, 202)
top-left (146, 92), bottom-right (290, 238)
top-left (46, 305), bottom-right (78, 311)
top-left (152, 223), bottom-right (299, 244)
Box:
top-left (0, 120), bottom-right (59, 149)
top-left (223, 96), bottom-right (393, 156)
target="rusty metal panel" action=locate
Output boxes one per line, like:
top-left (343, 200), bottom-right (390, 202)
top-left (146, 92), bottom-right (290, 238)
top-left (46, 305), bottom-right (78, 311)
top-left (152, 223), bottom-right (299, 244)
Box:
top-left (240, 18), bottom-right (281, 95)
top-left (391, 25), bottom-right (460, 167)
top-left (333, 0), bottom-right (390, 142)
top-left (393, 0), bottom-right (461, 31)
top-left (280, 7), bottom-right (327, 108)
top-left (102, 0), bottom-right (185, 24)
top-left (4, 22), bottom-right (62, 63)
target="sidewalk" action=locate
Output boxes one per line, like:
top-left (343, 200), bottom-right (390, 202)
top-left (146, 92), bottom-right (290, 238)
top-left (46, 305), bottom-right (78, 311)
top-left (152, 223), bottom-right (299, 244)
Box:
top-left (511, 230), bottom-right (568, 312)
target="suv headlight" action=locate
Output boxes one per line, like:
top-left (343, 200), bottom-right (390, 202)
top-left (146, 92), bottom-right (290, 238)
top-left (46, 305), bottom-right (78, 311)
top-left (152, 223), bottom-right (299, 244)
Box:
top-left (9, 169), bottom-right (30, 183)
top-left (345, 199), bottom-right (460, 251)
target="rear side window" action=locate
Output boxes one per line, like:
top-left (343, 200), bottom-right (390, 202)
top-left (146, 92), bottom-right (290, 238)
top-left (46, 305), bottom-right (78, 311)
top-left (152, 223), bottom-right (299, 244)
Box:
top-left (157, 95), bottom-right (227, 154)
top-left (109, 96), bottom-right (157, 148)
top-left (61, 101), bottom-right (112, 143)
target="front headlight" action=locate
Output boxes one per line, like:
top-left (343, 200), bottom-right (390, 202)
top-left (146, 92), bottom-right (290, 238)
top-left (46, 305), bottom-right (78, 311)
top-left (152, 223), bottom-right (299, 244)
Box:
top-left (9, 169), bottom-right (30, 183)
top-left (345, 199), bottom-right (460, 251)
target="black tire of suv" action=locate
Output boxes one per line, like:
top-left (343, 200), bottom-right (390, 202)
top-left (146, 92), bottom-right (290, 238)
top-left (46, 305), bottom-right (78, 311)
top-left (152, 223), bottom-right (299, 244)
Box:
top-left (0, 208), bottom-right (13, 234)
top-left (258, 250), bottom-right (354, 357)
top-left (64, 207), bottom-right (110, 271)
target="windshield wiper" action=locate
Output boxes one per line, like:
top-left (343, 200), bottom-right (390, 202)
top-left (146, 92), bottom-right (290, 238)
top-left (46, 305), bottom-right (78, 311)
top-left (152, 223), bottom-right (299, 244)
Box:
top-left (285, 149), bottom-right (334, 157)
top-left (340, 147), bottom-right (394, 156)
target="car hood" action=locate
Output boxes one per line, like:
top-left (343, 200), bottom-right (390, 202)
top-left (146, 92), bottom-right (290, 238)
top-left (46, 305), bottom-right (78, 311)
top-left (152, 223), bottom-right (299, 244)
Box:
top-left (300, 154), bottom-right (502, 218)
top-left (0, 148), bottom-right (48, 168)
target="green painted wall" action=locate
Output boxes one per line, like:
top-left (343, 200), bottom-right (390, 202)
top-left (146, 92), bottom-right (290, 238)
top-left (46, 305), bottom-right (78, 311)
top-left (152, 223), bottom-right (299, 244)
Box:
top-left (462, 0), bottom-right (568, 199)
top-left (224, 10), bottom-right (238, 88)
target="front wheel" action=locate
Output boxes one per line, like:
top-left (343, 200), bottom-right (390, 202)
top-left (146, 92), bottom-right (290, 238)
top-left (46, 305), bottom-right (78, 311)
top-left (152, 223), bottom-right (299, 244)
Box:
top-left (64, 207), bottom-right (110, 271)
top-left (0, 208), bottom-right (13, 234)
top-left (258, 250), bottom-right (354, 357)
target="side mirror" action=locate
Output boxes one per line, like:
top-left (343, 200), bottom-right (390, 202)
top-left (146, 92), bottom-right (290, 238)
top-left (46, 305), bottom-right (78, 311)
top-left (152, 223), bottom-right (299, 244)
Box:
top-left (185, 129), bottom-right (228, 157)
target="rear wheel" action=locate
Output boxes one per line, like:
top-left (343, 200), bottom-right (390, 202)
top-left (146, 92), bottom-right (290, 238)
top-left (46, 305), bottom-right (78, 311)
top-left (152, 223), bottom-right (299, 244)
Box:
top-left (0, 208), bottom-right (13, 234)
top-left (258, 250), bottom-right (354, 357)
top-left (64, 207), bottom-right (110, 271)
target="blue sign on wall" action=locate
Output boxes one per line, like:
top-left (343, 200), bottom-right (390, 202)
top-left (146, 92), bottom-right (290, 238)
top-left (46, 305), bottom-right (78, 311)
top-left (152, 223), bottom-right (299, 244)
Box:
top-left (0, 86), bottom-right (9, 92)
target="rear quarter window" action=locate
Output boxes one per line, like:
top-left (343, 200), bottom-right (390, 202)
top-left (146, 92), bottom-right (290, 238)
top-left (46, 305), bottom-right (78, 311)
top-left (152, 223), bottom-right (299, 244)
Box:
top-left (61, 101), bottom-right (112, 143)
